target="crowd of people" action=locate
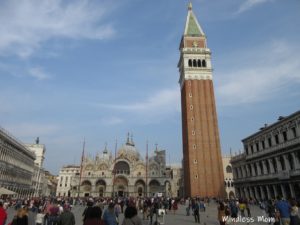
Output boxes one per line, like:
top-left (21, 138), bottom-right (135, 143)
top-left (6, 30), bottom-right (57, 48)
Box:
top-left (0, 196), bottom-right (182, 225)
top-left (215, 196), bottom-right (299, 225)
top-left (0, 195), bottom-right (299, 225)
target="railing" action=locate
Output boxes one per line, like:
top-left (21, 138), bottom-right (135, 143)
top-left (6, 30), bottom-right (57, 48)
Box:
top-left (246, 138), bottom-right (300, 160)
top-left (0, 126), bottom-right (35, 158)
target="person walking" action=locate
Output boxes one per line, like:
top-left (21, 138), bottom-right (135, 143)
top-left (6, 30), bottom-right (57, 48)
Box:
top-left (121, 206), bottom-right (142, 225)
top-left (290, 200), bottom-right (300, 225)
top-left (275, 196), bottom-right (291, 225)
top-left (217, 202), bottom-right (226, 225)
top-left (103, 203), bottom-right (117, 225)
top-left (0, 201), bottom-right (7, 225)
top-left (12, 207), bottom-right (29, 225)
top-left (35, 209), bottom-right (45, 225)
top-left (192, 200), bottom-right (200, 223)
top-left (82, 206), bottom-right (103, 225)
top-left (57, 205), bottom-right (75, 225)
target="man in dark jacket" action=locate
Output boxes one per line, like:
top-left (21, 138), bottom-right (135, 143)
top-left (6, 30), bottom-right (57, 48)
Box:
top-left (58, 204), bottom-right (75, 225)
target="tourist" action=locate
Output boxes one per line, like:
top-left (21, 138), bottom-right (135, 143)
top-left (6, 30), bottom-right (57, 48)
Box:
top-left (172, 200), bottom-right (178, 215)
top-left (185, 198), bottom-right (190, 216)
top-left (103, 203), bottom-right (117, 225)
top-left (0, 201), bottom-right (7, 225)
top-left (82, 206), bottom-right (103, 225)
top-left (239, 200), bottom-right (246, 217)
top-left (57, 204), bottom-right (75, 225)
top-left (121, 205), bottom-right (142, 225)
top-left (229, 200), bottom-right (238, 219)
top-left (245, 200), bottom-right (251, 217)
top-left (12, 207), bottom-right (29, 225)
top-left (48, 203), bottom-right (60, 225)
top-left (35, 209), bottom-right (45, 225)
top-left (114, 202), bottom-right (121, 223)
top-left (217, 202), bottom-right (226, 225)
top-left (83, 200), bottom-right (94, 223)
top-left (275, 196), bottom-right (291, 225)
top-left (290, 200), bottom-right (299, 225)
top-left (192, 199), bottom-right (200, 223)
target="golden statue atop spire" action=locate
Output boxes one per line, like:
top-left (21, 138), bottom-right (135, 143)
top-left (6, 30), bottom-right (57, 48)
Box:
top-left (188, 2), bottom-right (193, 11)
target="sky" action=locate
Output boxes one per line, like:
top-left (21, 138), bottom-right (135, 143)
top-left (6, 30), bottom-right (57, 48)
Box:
top-left (0, 0), bottom-right (300, 175)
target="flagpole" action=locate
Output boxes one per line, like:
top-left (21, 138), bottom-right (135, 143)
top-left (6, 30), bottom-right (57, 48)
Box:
top-left (145, 140), bottom-right (148, 197)
top-left (78, 137), bottom-right (85, 197)
top-left (112, 138), bottom-right (117, 198)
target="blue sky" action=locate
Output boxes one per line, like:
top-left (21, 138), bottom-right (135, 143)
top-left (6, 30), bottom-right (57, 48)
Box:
top-left (0, 0), bottom-right (299, 174)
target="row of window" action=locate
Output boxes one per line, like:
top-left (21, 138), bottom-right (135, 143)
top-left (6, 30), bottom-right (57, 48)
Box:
top-left (245, 127), bottom-right (298, 155)
top-left (225, 181), bottom-right (234, 188)
top-left (188, 59), bottom-right (207, 68)
top-left (233, 151), bottom-right (300, 179)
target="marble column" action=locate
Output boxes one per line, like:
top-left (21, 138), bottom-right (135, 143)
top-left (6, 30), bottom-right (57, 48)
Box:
top-left (275, 157), bottom-right (282, 172)
top-left (254, 186), bottom-right (259, 200)
top-left (291, 152), bottom-right (300, 169)
top-left (262, 160), bottom-right (268, 174)
top-left (268, 159), bottom-right (275, 173)
top-left (289, 183), bottom-right (296, 198)
top-left (256, 162), bottom-right (261, 176)
top-left (259, 186), bottom-right (265, 200)
top-left (283, 155), bottom-right (291, 170)
top-left (281, 184), bottom-right (287, 200)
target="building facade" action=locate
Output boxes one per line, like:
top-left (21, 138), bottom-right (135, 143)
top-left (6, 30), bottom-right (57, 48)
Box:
top-left (58, 135), bottom-right (180, 198)
top-left (222, 156), bottom-right (235, 199)
top-left (178, 3), bottom-right (224, 197)
top-left (231, 111), bottom-right (300, 200)
top-left (56, 165), bottom-right (80, 197)
top-left (0, 126), bottom-right (36, 197)
top-left (25, 139), bottom-right (46, 197)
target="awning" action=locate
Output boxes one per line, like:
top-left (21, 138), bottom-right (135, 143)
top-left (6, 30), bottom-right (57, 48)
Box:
top-left (0, 187), bottom-right (16, 195)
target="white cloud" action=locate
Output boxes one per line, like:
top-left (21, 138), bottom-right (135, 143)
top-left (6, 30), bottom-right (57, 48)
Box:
top-left (4, 123), bottom-right (61, 139)
top-left (101, 117), bottom-right (123, 126)
top-left (0, 0), bottom-right (115, 58)
top-left (28, 67), bottom-right (51, 80)
top-left (236, 0), bottom-right (273, 14)
top-left (216, 40), bottom-right (300, 105)
top-left (97, 88), bottom-right (180, 112)
top-left (93, 88), bottom-right (180, 122)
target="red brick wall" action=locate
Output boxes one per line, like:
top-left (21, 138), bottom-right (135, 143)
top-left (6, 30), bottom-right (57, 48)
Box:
top-left (181, 79), bottom-right (225, 197)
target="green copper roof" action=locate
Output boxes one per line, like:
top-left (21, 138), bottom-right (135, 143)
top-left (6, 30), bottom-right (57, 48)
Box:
top-left (187, 14), bottom-right (202, 36)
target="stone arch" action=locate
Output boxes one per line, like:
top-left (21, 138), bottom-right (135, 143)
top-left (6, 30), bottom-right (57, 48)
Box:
top-left (114, 176), bottom-right (129, 197)
top-left (95, 179), bottom-right (106, 197)
top-left (202, 60), bottom-right (206, 67)
top-left (135, 179), bottom-right (146, 197)
top-left (114, 161), bottom-right (130, 175)
top-left (98, 163), bottom-right (108, 170)
top-left (226, 165), bottom-right (232, 173)
top-left (149, 179), bottom-right (161, 195)
top-left (188, 59), bottom-right (192, 67)
top-left (197, 59), bottom-right (201, 67)
top-left (81, 180), bottom-right (92, 192)
top-left (193, 59), bottom-right (197, 67)
top-left (229, 191), bottom-right (235, 199)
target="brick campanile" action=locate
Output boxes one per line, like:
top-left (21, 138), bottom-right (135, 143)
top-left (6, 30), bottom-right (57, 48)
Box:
top-left (178, 3), bottom-right (225, 198)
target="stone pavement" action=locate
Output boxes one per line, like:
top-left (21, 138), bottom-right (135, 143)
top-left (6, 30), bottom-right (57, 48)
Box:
top-left (5, 202), bottom-right (273, 225)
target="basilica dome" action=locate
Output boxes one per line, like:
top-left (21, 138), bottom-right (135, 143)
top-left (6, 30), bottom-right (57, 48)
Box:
top-left (117, 134), bottom-right (141, 162)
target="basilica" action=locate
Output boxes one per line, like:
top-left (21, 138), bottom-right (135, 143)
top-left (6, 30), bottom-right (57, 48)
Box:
top-left (56, 134), bottom-right (182, 198)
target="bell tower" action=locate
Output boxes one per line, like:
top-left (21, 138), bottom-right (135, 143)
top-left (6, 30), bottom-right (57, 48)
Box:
top-left (178, 3), bottom-right (224, 197)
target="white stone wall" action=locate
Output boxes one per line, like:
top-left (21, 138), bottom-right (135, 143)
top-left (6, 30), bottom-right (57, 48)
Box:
top-left (222, 156), bottom-right (235, 199)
